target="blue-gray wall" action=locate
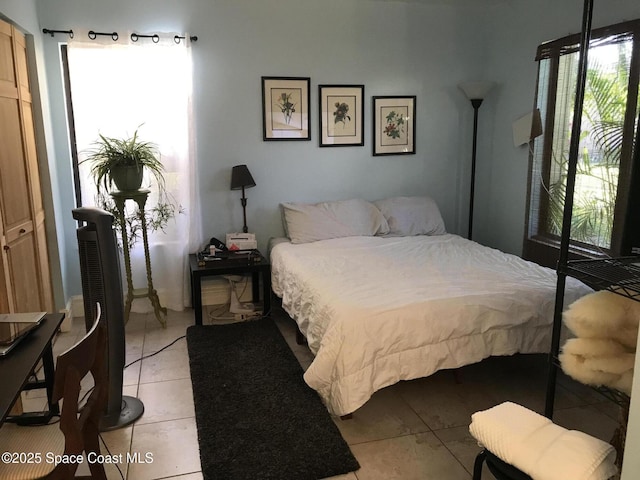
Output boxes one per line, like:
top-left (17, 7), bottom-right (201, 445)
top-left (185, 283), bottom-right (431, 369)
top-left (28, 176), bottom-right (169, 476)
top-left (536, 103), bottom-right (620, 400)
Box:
top-left (31, 0), bottom-right (487, 300)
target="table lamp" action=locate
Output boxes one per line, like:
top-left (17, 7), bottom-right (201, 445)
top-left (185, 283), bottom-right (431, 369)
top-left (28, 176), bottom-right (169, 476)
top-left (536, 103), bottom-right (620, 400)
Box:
top-left (230, 164), bottom-right (256, 233)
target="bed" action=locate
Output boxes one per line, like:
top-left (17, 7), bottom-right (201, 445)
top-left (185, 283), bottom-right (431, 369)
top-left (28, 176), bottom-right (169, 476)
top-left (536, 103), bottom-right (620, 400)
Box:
top-left (270, 196), bottom-right (592, 416)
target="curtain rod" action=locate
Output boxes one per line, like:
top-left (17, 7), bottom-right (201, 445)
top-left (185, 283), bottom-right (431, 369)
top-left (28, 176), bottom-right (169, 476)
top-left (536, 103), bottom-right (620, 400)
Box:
top-left (42, 28), bottom-right (197, 43)
top-left (42, 28), bottom-right (74, 38)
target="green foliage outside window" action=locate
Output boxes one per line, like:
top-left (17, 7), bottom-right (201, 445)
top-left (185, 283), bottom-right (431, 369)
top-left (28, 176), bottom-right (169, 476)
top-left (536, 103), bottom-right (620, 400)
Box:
top-left (545, 43), bottom-right (636, 249)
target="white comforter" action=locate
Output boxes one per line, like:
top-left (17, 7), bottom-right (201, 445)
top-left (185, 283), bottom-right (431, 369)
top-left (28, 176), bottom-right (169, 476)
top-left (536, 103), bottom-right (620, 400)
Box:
top-left (270, 234), bottom-right (591, 416)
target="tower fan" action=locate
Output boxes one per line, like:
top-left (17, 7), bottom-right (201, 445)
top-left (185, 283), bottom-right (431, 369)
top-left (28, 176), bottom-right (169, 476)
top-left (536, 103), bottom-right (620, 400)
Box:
top-left (72, 207), bottom-right (144, 430)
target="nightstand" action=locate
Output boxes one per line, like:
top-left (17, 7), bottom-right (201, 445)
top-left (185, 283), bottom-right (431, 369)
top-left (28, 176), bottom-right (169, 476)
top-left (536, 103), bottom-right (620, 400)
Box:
top-left (188, 251), bottom-right (271, 325)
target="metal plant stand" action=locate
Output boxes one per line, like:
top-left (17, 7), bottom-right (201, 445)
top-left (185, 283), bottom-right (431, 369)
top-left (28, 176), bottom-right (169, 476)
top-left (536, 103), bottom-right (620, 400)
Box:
top-left (111, 189), bottom-right (167, 327)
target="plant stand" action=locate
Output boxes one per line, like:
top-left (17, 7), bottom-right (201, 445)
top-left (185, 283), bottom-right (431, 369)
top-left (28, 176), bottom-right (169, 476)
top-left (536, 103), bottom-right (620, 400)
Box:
top-left (111, 189), bottom-right (167, 327)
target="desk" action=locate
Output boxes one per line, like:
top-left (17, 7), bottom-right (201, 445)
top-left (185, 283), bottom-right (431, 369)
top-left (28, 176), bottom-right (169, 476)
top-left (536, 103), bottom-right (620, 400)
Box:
top-left (189, 252), bottom-right (271, 326)
top-left (0, 313), bottom-right (65, 425)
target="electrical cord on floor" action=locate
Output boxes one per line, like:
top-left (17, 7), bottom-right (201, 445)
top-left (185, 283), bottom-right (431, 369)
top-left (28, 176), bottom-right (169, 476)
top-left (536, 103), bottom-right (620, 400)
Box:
top-left (16, 414), bottom-right (61, 426)
top-left (206, 302), bottom-right (234, 322)
top-left (124, 335), bottom-right (186, 369)
top-left (206, 275), bottom-right (251, 322)
top-left (205, 275), bottom-right (274, 323)
top-left (17, 334), bottom-right (187, 429)
top-left (98, 433), bottom-right (125, 480)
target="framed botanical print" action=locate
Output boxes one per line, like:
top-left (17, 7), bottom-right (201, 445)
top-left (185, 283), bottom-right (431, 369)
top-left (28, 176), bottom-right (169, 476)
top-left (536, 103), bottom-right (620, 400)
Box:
top-left (372, 96), bottom-right (416, 156)
top-left (318, 85), bottom-right (364, 147)
top-left (261, 76), bottom-right (311, 141)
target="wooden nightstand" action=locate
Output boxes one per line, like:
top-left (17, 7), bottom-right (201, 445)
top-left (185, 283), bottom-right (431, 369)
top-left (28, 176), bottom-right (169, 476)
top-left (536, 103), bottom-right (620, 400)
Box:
top-left (188, 250), bottom-right (271, 325)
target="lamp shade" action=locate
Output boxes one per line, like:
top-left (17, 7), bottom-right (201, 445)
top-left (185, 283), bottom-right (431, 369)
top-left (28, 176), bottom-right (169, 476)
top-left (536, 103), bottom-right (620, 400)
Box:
top-left (458, 81), bottom-right (495, 100)
top-left (230, 164), bottom-right (256, 190)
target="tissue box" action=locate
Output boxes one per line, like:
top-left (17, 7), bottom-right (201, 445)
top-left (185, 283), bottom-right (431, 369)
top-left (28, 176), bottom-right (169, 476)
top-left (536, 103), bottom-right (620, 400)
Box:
top-left (226, 233), bottom-right (257, 250)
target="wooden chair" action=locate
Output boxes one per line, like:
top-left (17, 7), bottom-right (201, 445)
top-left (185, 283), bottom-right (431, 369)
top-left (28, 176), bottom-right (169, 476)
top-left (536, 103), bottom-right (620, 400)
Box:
top-left (0, 305), bottom-right (108, 479)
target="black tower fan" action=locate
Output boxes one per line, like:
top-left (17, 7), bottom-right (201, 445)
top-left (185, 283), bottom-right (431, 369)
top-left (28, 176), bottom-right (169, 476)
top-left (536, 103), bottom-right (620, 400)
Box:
top-left (73, 207), bottom-right (144, 430)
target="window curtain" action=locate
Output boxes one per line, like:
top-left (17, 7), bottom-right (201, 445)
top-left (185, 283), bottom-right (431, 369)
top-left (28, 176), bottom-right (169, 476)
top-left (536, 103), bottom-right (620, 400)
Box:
top-left (67, 31), bottom-right (201, 312)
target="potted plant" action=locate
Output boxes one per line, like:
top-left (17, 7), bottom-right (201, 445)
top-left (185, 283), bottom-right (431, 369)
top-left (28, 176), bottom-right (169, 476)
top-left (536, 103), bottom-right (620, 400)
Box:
top-left (83, 128), bottom-right (166, 194)
top-left (81, 128), bottom-right (182, 249)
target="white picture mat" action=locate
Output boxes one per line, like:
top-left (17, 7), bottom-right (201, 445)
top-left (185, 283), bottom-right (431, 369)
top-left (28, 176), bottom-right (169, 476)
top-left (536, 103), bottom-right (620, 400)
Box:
top-left (373, 96), bottom-right (415, 155)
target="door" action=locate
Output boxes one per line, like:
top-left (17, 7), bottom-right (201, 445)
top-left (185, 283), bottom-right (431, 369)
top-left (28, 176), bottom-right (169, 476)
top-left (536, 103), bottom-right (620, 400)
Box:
top-left (0, 19), bottom-right (53, 313)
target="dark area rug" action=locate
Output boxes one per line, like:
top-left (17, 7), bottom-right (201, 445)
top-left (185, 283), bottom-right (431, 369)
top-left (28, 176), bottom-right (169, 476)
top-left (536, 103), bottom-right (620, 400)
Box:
top-left (186, 319), bottom-right (360, 480)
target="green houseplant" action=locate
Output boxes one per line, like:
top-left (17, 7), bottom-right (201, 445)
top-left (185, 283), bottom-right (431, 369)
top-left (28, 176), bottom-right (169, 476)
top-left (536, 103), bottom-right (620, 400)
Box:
top-left (82, 128), bottom-right (182, 249)
top-left (84, 129), bottom-right (166, 193)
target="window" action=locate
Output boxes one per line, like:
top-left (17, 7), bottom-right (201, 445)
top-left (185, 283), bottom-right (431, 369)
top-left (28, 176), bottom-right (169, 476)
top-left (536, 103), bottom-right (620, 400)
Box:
top-left (524, 20), bottom-right (640, 267)
top-left (61, 36), bottom-right (199, 311)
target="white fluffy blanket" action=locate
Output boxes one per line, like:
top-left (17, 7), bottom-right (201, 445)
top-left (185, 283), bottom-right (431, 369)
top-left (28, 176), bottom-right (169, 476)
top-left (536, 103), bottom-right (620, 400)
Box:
top-left (561, 291), bottom-right (638, 394)
top-left (469, 402), bottom-right (617, 480)
top-left (563, 290), bottom-right (640, 348)
top-left (559, 338), bottom-right (635, 394)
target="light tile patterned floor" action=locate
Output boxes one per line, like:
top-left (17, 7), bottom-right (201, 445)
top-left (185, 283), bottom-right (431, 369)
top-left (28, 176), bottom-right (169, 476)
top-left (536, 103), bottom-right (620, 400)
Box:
top-left (5, 304), bottom-right (621, 479)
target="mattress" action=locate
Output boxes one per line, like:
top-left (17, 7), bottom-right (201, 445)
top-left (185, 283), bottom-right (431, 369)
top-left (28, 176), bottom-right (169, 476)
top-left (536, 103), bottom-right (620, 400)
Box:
top-left (270, 234), bottom-right (592, 416)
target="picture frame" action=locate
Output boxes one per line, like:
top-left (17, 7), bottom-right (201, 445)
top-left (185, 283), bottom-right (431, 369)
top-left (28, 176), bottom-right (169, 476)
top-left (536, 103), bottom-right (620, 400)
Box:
top-left (372, 96), bottom-right (416, 156)
top-left (318, 85), bottom-right (364, 147)
top-left (262, 76), bottom-right (311, 141)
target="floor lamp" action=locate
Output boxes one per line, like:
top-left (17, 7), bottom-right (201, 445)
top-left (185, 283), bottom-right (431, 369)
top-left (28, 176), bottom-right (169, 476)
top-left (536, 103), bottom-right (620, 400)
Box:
top-left (459, 82), bottom-right (495, 241)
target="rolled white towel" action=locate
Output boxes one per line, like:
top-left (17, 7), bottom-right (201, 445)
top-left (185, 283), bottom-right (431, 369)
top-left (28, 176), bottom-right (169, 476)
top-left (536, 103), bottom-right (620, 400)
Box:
top-left (469, 402), bottom-right (617, 480)
top-left (563, 291), bottom-right (639, 349)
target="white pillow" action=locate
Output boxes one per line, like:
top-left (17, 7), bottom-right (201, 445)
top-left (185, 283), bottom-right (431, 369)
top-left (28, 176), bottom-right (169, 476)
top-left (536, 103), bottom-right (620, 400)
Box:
top-left (374, 196), bottom-right (446, 236)
top-left (281, 199), bottom-right (389, 244)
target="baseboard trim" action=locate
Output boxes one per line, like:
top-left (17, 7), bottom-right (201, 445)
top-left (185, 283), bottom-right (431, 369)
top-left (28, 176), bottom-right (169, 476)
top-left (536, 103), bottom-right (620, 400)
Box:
top-left (57, 297), bottom-right (76, 332)
top-left (70, 295), bottom-right (85, 318)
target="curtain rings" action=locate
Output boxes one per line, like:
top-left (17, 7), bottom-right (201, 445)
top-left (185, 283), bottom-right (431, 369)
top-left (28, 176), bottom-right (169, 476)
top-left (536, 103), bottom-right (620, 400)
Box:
top-left (174, 35), bottom-right (198, 44)
top-left (88, 30), bottom-right (119, 41)
top-left (131, 33), bottom-right (160, 43)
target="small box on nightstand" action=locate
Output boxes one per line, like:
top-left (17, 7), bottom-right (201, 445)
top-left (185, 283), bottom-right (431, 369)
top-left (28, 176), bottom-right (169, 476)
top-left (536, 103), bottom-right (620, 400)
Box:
top-left (226, 233), bottom-right (257, 250)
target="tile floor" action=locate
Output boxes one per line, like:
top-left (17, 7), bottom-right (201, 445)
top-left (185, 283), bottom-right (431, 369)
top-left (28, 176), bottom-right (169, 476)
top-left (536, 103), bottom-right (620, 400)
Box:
top-left (4, 303), bottom-right (622, 480)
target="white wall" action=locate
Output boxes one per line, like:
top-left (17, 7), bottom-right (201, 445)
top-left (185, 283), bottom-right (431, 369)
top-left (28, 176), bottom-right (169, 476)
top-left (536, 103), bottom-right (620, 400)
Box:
top-left (35, 0), bottom-right (485, 299)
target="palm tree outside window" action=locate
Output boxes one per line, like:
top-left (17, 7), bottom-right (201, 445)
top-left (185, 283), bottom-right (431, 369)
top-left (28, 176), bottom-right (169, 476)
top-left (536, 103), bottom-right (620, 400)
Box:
top-left (524, 19), bottom-right (640, 267)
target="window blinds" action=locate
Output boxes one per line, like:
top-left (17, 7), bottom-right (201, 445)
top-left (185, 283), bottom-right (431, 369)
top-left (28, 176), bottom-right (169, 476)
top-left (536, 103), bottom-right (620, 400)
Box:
top-left (536, 19), bottom-right (640, 61)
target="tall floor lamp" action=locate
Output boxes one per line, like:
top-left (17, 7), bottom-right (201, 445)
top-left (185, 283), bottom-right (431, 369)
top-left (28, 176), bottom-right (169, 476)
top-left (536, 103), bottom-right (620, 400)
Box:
top-left (230, 164), bottom-right (256, 233)
top-left (459, 81), bottom-right (494, 241)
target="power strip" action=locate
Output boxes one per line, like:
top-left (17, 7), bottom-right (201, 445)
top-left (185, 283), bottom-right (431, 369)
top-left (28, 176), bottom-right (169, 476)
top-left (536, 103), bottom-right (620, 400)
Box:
top-left (234, 311), bottom-right (262, 321)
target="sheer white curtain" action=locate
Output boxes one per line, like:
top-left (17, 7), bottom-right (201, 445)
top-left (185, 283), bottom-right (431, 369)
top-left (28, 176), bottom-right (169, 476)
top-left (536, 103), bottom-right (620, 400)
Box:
top-left (67, 32), bottom-right (201, 312)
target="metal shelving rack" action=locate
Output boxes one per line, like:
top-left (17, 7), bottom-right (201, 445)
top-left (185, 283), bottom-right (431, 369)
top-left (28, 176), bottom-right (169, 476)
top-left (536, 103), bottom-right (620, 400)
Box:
top-left (558, 257), bottom-right (639, 472)
top-left (562, 258), bottom-right (640, 302)
top-left (555, 256), bottom-right (640, 410)
top-left (543, 0), bottom-right (639, 418)
top-left (543, 0), bottom-right (596, 419)
top-left (542, 1), bottom-right (640, 472)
